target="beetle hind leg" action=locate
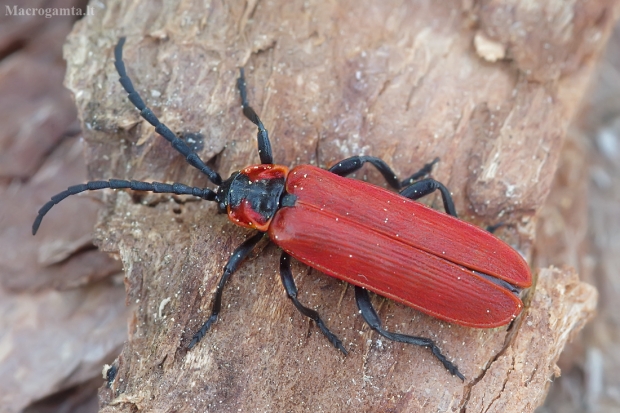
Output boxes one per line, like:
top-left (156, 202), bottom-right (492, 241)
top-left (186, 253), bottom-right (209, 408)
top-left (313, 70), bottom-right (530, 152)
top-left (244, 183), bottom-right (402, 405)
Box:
top-left (280, 252), bottom-right (347, 354)
top-left (355, 286), bottom-right (465, 380)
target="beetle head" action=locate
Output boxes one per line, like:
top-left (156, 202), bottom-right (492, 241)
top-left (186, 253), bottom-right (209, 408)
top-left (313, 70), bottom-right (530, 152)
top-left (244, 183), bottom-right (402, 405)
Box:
top-left (215, 171), bottom-right (240, 214)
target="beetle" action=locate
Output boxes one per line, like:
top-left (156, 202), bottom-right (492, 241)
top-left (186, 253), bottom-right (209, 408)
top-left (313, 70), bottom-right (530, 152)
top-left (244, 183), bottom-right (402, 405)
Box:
top-left (33, 37), bottom-right (532, 380)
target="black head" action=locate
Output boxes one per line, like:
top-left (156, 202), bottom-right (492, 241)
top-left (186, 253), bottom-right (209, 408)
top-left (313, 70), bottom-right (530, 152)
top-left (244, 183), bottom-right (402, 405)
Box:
top-left (215, 171), bottom-right (241, 214)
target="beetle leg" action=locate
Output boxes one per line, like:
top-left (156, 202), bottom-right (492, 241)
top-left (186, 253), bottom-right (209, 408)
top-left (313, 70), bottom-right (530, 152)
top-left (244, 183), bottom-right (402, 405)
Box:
top-left (114, 38), bottom-right (222, 185)
top-left (329, 156), bottom-right (400, 189)
top-left (187, 231), bottom-right (264, 349)
top-left (399, 178), bottom-right (458, 218)
top-left (328, 156), bottom-right (456, 217)
top-left (280, 252), bottom-right (348, 354)
top-left (329, 156), bottom-right (439, 190)
top-left (354, 286), bottom-right (465, 380)
top-left (486, 222), bottom-right (505, 233)
top-left (401, 177), bottom-right (503, 230)
top-left (399, 157), bottom-right (441, 187)
top-left (237, 68), bottom-right (273, 165)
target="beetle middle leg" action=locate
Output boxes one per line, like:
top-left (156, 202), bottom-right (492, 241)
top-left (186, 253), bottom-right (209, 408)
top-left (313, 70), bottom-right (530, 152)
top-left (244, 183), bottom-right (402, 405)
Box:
top-left (329, 156), bottom-right (456, 217)
top-left (399, 178), bottom-right (457, 217)
top-left (187, 231), bottom-right (264, 349)
top-left (279, 252), bottom-right (347, 354)
top-left (329, 156), bottom-right (439, 189)
top-left (355, 287), bottom-right (464, 380)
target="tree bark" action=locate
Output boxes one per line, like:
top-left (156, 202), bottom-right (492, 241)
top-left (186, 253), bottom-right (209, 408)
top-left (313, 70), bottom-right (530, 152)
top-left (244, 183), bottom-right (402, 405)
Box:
top-left (61, 0), bottom-right (618, 411)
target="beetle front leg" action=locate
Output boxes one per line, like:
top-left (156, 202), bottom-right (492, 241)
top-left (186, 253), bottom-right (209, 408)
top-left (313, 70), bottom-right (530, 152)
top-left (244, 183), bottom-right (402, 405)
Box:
top-left (187, 231), bottom-right (264, 349)
top-left (354, 286), bottom-right (465, 380)
top-left (280, 252), bottom-right (347, 354)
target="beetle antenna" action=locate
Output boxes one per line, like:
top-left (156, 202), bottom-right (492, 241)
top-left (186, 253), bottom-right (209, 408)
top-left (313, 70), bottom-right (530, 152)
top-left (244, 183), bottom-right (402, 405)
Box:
top-left (32, 179), bottom-right (216, 235)
top-left (236, 68), bottom-right (273, 164)
top-left (114, 37), bottom-right (222, 186)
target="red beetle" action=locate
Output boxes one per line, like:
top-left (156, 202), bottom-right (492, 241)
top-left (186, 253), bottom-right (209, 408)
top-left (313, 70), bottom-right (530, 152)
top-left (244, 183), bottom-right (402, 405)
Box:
top-left (33, 38), bottom-right (532, 380)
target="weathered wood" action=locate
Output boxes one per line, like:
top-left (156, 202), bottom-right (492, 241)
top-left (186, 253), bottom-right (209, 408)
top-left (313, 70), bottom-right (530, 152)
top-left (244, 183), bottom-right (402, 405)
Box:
top-left (62, 0), bottom-right (617, 411)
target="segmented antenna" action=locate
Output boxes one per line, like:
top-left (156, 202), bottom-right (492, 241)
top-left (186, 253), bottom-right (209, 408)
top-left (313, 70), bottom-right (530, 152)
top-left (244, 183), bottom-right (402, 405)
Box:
top-left (32, 180), bottom-right (216, 235)
top-left (114, 37), bottom-right (222, 185)
top-left (236, 68), bottom-right (273, 164)
top-left (32, 38), bottom-right (228, 235)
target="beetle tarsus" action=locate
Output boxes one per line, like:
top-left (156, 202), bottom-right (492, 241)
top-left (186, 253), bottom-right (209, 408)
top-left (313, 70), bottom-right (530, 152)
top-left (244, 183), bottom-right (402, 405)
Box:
top-left (187, 313), bottom-right (218, 349)
top-left (355, 286), bottom-right (465, 381)
top-left (430, 346), bottom-right (465, 381)
top-left (400, 157), bottom-right (439, 187)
